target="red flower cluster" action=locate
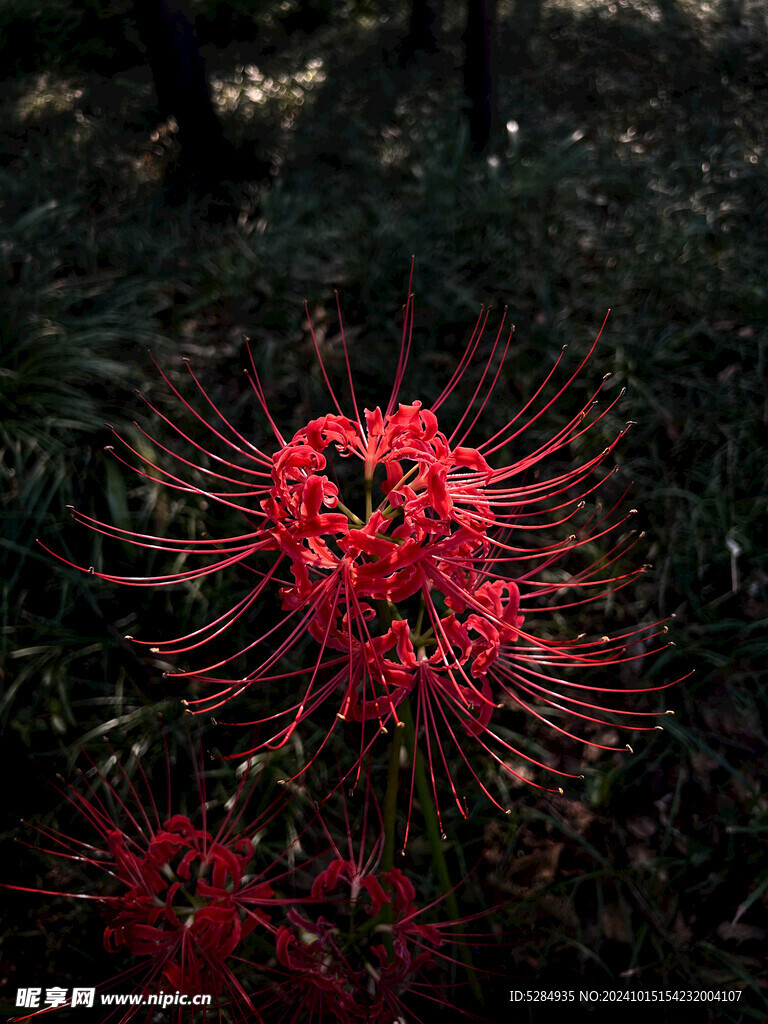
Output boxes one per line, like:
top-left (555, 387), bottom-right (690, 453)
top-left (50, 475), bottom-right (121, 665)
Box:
top-left (47, 283), bottom-right (681, 825)
top-left (9, 742), bottom-right (484, 1024)
top-left (6, 742), bottom-right (284, 1020)
top-left (275, 858), bottom-right (445, 1023)
top-left (265, 403), bottom-right (493, 610)
top-left (23, 279), bottom-right (689, 1024)
top-left (103, 813), bottom-right (270, 993)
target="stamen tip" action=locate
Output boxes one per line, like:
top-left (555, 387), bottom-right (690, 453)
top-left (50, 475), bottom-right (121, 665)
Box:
top-left (88, 566), bottom-right (95, 574)
top-left (150, 647), bottom-right (160, 653)
top-left (124, 635), bottom-right (133, 641)
top-left (655, 726), bottom-right (664, 731)
top-left (336, 713), bottom-right (346, 721)
top-left (665, 710), bottom-right (675, 715)
top-left (626, 744), bottom-right (634, 753)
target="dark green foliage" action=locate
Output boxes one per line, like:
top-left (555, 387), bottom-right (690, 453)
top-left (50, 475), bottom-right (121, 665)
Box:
top-left (1, 0), bottom-right (766, 1019)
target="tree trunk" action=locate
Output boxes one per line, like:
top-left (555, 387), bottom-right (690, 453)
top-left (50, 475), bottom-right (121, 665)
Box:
top-left (508, 0), bottom-right (542, 69)
top-left (409, 0), bottom-right (439, 51)
top-left (397, 0), bottom-right (440, 65)
top-left (133, 0), bottom-right (228, 189)
top-left (463, 0), bottom-right (498, 154)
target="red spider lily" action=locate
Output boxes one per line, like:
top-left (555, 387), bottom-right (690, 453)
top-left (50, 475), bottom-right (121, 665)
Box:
top-left (265, 787), bottom-right (488, 1024)
top-left (46, 271), bottom-right (684, 815)
top-left (274, 866), bottom-right (444, 1024)
top-left (5, 737), bottom-right (299, 1023)
top-left (100, 813), bottom-right (268, 994)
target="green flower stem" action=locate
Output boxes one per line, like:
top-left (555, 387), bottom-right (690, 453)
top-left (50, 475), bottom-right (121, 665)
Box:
top-left (380, 717), bottom-right (404, 959)
top-left (375, 464), bottom-right (420, 518)
top-left (377, 594), bottom-right (399, 957)
top-left (365, 474), bottom-right (373, 522)
top-left (413, 595), bottom-right (426, 639)
top-left (381, 718), bottom-right (403, 874)
top-left (400, 697), bottom-right (483, 1004)
top-left (336, 499), bottom-right (364, 526)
